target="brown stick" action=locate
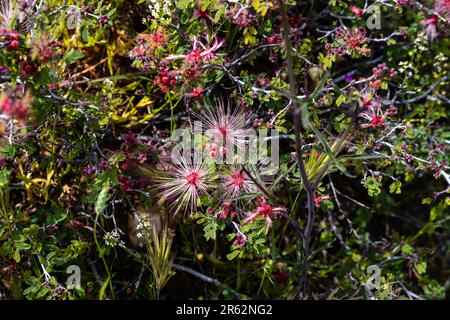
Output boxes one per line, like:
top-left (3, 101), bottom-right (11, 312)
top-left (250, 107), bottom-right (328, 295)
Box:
top-left (72, 57), bottom-right (108, 78)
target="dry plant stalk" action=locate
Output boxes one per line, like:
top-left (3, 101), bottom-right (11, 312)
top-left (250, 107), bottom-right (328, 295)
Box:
top-left (144, 222), bottom-right (175, 299)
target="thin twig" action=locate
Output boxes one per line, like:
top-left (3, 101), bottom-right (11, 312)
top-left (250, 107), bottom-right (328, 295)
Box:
top-left (397, 75), bottom-right (448, 105)
top-left (172, 263), bottom-right (244, 298)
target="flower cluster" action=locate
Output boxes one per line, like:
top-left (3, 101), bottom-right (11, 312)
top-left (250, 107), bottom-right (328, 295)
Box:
top-left (147, 0), bottom-right (173, 27)
top-left (154, 100), bottom-right (284, 234)
top-left (242, 197), bottom-right (287, 227)
top-left (0, 0), bottom-right (448, 301)
top-left (372, 63), bottom-right (398, 79)
top-left (153, 62), bottom-right (177, 93)
top-left (104, 229), bottom-right (125, 248)
top-left (435, 0), bottom-right (450, 19)
top-left (129, 31), bottom-right (167, 70)
top-left (358, 102), bottom-right (388, 129)
top-left (326, 27), bottom-right (370, 58)
top-left (225, 4), bottom-right (255, 28)
top-left (0, 91), bottom-right (31, 124)
top-left (0, 27), bottom-right (19, 50)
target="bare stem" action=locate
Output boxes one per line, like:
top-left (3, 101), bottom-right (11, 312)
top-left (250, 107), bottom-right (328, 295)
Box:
top-left (279, 0), bottom-right (316, 299)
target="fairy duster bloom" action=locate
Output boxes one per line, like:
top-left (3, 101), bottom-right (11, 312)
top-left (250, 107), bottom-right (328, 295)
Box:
top-left (164, 36), bottom-right (223, 62)
top-left (194, 99), bottom-right (252, 156)
top-left (422, 15), bottom-right (438, 41)
top-left (0, 0), bottom-right (17, 30)
top-left (359, 103), bottom-right (387, 129)
top-left (220, 167), bottom-right (256, 200)
top-left (435, 0), bottom-right (450, 20)
top-left (156, 153), bottom-right (212, 214)
top-left (242, 197), bottom-right (287, 227)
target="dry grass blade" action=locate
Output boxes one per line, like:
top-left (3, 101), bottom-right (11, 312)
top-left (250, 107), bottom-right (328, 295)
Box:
top-left (146, 223), bottom-right (175, 299)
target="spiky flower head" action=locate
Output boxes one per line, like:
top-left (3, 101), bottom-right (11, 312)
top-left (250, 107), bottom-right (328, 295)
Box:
top-left (156, 152), bottom-right (212, 214)
top-left (359, 103), bottom-right (387, 129)
top-left (194, 99), bottom-right (253, 160)
top-left (0, 0), bottom-right (17, 30)
top-left (220, 166), bottom-right (256, 200)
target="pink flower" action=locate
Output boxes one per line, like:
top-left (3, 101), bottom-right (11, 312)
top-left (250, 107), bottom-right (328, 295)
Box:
top-left (0, 95), bottom-right (13, 113)
top-left (422, 16), bottom-right (438, 26)
top-left (359, 104), bottom-right (387, 129)
top-left (350, 6), bottom-right (363, 18)
top-left (233, 233), bottom-right (247, 247)
top-left (422, 16), bottom-right (438, 40)
top-left (435, 0), bottom-right (450, 18)
top-left (396, 0), bottom-right (414, 7)
top-left (156, 153), bottom-right (212, 214)
top-left (187, 86), bottom-right (204, 98)
top-left (165, 36), bottom-right (223, 62)
top-left (194, 99), bottom-right (252, 153)
top-left (242, 197), bottom-right (287, 227)
top-left (369, 80), bottom-right (382, 89)
top-left (0, 91), bottom-right (31, 124)
top-left (328, 27), bottom-right (370, 57)
top-left (267, 34), bottom-right (282, 44)
top-left (221, 168), bottom-right (256, 199)
top-left (218, 201), bottom-right (237, 219)
top-left (194, 5), bottom-right (212, 23)
top-left (8, 39), bottom-right (18, 49)
top-left (360, 96), bottom-right (373, 107)
top-left (313, 194), bottom-right (330, 208)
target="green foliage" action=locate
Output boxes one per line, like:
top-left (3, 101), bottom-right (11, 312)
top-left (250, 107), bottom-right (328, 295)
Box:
top-left (0, 0), bottom-right (448, 301)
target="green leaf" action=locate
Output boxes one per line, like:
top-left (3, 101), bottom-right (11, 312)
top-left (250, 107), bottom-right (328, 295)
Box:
top-left (0, 144), bottom-right (17, 158)
top-left (46, 209), bottom-right (68, 225)
top-left (99, 277), bottom-right (110, 300)
top-left (65, 50), bottom-right (85, 65)
top-left (95, 181), bottom-right (110, 214)
top-left (0, 169), bottom-right (11, 189)
top-left (12, 250), bottom-right (20, 262)
top-left (363, 176), bottom-right (382, 197)
top-left (415, 261), bottom-right (427, 275)
top-left (81, 28), bottom-right (90, 42)
top-left (338, 153), bottom-right (387, 161)
top-left (34, 67), bottom-right (58, 87)
top-left (108, 8), bottom-right (117, 17)
top-left (336, 95), bottom-right (346, 107)
top-left (389, 180), bottom-right (402, 194)
top-left (204, 220), bottom-right (218, 241)
top-left (226, 250), bottom-right (241, 261)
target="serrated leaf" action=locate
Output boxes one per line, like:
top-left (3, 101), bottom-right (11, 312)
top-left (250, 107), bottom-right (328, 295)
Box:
top-left (65, 50), bottom-right (85, 65)
top-left (204, 221), bottom-right (218, 241)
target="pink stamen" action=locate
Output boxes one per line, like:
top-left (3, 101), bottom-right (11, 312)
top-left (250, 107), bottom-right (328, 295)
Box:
top-left (186, 172), bottom-right (200, 186)
top-left (230, 171), bottom-right (245, 188)
top-left (370, 116), bottom-right (385, 128)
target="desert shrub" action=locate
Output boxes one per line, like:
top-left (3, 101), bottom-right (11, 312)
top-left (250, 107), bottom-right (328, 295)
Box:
top-left (0, 0), bottom-right (449, 300)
